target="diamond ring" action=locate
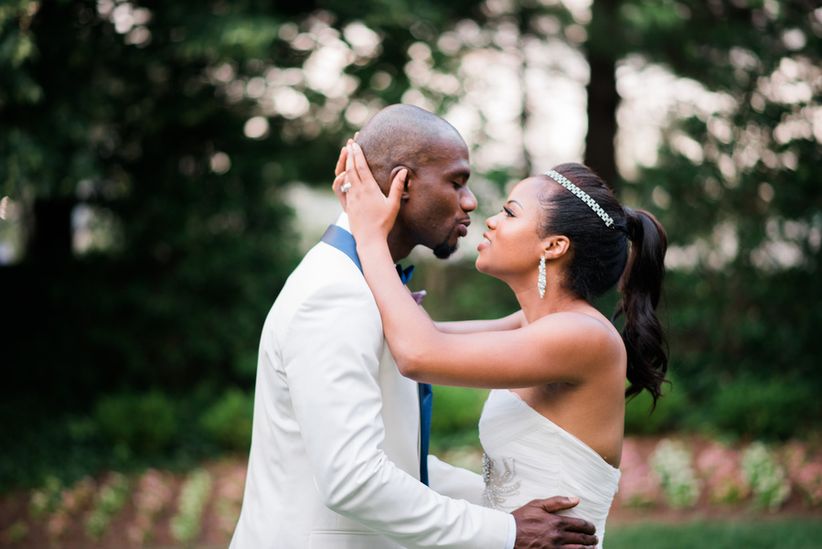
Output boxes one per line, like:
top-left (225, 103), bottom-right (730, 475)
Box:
top-left (341, 182), bottom-right (352, 193)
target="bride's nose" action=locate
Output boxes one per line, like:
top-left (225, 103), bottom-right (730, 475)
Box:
top-left (486, 215), bottom-right (497, 230)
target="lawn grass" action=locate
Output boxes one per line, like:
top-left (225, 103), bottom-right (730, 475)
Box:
top-left (605, 519), bottom-right (822, 548)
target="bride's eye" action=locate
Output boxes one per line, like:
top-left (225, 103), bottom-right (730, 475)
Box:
top-left (502, 206), bottom-right (515, 217)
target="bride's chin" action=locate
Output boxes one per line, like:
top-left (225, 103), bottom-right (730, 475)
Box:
top-left (475, 256), bottom-right (489, 274)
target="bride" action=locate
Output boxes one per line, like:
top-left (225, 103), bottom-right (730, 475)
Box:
top-left (333, 141), bottom-right (668, 547)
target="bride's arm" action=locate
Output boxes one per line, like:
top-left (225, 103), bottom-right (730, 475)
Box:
top-left (337, 142), bottom-right (609, 388)
top-left (358, 235), bottom-right (603, 388)
top-left (434, 310), bottom-right (524, 334)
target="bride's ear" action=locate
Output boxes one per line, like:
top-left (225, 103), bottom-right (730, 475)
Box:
top-left (542, 235), bottom-right (570, 260)
top-left (390, 165), bottom-right (412, 198)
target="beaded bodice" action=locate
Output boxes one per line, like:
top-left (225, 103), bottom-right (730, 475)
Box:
top-left (479, 389), bottom-right (621, 548)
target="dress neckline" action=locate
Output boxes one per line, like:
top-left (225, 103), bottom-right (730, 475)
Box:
top-left (497, 389), bottom-right (621, 473)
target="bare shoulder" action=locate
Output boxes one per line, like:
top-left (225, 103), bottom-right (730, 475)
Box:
top-left (530, 309), bottom-right (625, 365)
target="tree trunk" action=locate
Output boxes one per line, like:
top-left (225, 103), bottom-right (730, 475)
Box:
top-left (28, 197), bottom-right (74, 263)
top-left (585, 0), bottom-right (620, 188)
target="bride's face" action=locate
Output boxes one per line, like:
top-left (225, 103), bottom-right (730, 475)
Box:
top-left (476, 177), bottom-right (549, 279)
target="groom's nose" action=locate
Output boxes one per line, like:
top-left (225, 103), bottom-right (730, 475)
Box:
top-left (460, 186), bottom-right (478, 213)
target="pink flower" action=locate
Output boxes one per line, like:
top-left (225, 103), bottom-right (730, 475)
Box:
top-left (696, 443), bottom-right (749, 504)
top-left (619, 442), bottom-right (660, 507)
top-left (796, 461), bottom-right (822, 506)
top-left (46, 512), bottom-right (69, 539)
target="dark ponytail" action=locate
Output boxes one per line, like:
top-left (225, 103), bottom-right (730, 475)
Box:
top-left (538, 163), bottom-right (669, 407)
top-left (614, 207), bottom-right (668, 405)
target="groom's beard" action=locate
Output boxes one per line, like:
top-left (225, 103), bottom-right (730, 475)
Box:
top-left (432, 239), bottom-right (457, 259)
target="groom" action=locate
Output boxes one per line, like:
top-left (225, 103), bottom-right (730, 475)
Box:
top-left (231, 105), bottom-right (598, 548)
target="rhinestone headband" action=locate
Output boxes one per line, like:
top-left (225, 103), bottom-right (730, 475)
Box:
top-left (545, 169), bottom-right (614, 228)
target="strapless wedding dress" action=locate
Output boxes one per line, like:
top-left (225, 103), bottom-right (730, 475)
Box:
top-left (479, 389), bottom-right (621, 548)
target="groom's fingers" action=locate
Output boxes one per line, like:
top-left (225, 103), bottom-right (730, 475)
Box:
top-left (558, 532), bottom-right (598, 546)
top-left (537, 496), bottom-right (580, 513)
top-left (560, 517), bottom-right (596, 535)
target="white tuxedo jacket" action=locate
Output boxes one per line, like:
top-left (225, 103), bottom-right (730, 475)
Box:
top-left (231, 215), bottom-right (512, 549)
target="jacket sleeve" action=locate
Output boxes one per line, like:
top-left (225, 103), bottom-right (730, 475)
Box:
top-left (427, 455), bottom-right (486, 505)
top-left (282, 281), bottom-right (511, 549)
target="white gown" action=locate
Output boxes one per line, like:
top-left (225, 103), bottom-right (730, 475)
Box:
top-left (479, 389), bottom-right (621, 548)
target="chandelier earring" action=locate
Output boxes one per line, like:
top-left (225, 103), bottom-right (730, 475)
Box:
top-left (537, 254), bottom-right (547, 299)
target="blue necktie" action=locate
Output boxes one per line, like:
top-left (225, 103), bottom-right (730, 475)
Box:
top-left (321, 225), bottom-right (433, 485)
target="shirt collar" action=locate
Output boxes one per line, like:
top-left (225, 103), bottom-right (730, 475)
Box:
top-left (334, 212), bottom-right (352, 232)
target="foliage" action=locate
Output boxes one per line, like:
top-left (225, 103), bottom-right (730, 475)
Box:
top-left (742, 442), bottom-right (792, 510)
top-left (7, 442), bottom-right (822, 546)
top-left (1, 0), bottom-right (302, 412)
top-left (430, 386), bottom-right (488, 438)
top-left (0, 0), bottom-right (819, 490)
top-left (411, 260), bottom-right (520, 322)
top-left (199, 388), bottom-right (254, 452)
top-left (0, 387), bottom-right (219, 491)
top-left (95, 391), bottom-right (179, 454)
top-left (213, 463), bottom-right (247, 537)
top-left (606, 520), bottom-right (822, 549)
top-left (706, 376), bottom-right (815, 440)
top-left (618, 440), bottom-right (661, 508)
top-left (44, 476), bottom-right (95, 541)
top-left (795, 462), bottom-right (822, 506)
top-left (84, 473), bottom-right (130, 540)
top-left (626, 1), bottom-right (822, 414)
top-left (696, 442), bottom-right (750, 504)
top-left (170, 468), bottom-right (213, 544)
top-left (128, 469), bottom-right (174, 545)
top-left (28, 475), bottom-right (62, 519)
top-left (1, 521), bottom-right (28, 545)
top-left (624, 379), bottom-right (688, 435)
top-left (650, 439), bottom-right (701, 508)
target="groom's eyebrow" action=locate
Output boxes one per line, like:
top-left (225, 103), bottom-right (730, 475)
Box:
top-left (445, 168), bottom-right (470, 181)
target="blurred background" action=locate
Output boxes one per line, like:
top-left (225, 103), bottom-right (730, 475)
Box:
top-left (0, 0), bottom-right (820, 547)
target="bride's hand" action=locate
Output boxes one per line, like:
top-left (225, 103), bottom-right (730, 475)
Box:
top-left (332, 140), bottom-right (407, 244)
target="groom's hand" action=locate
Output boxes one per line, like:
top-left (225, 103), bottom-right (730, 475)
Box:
top-left (512, 497), bottom-right (597, 548)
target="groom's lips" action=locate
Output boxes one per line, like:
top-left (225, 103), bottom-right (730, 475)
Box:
top-left (456, 219), bottom-right (471, 237)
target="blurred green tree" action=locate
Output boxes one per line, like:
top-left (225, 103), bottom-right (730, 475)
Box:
top-left (1, 0), bottom-right (819, 445)
top-left (621, 0), bottom-right (822, 428)
top-left (0, 0), bottom-right (491, 413)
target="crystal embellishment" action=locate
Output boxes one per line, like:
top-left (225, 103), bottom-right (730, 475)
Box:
top-left (545, 169), bottom-right (615, 228)
top-left (482, 453), bottom-right (521, 508)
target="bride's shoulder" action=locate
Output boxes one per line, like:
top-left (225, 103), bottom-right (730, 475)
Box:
top-left (532, 309), bottom-right (624, 354)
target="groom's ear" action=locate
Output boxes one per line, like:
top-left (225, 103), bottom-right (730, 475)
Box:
top-left (390, 165), bottom-right (413, 199)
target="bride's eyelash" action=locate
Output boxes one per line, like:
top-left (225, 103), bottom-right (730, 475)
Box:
top-left (502, 206), bottom-right (515, 217)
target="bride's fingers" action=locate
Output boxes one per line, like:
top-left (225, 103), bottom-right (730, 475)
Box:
top-left (331, 172), bottom-right (348, 210)
top-left (345, 142), bottom-right (360, 188)
top-left (334, 146), bottom-right (348, 177)
top-left (386, 168), bottom-right (407, 215)
top-left (351, 142), bottom-right (377, 187)
top-left (332, 172), bottom-right (346, 193)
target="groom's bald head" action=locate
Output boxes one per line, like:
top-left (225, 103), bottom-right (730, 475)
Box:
top-left (356, 104), bottom-right (467, 192)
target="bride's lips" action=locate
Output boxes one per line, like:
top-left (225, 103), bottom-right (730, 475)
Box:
top-left (477, 232), bottom-right (491, 251)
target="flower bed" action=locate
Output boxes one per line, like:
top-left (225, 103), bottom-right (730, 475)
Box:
top-left (1, 438), bottom-right (821, 547)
